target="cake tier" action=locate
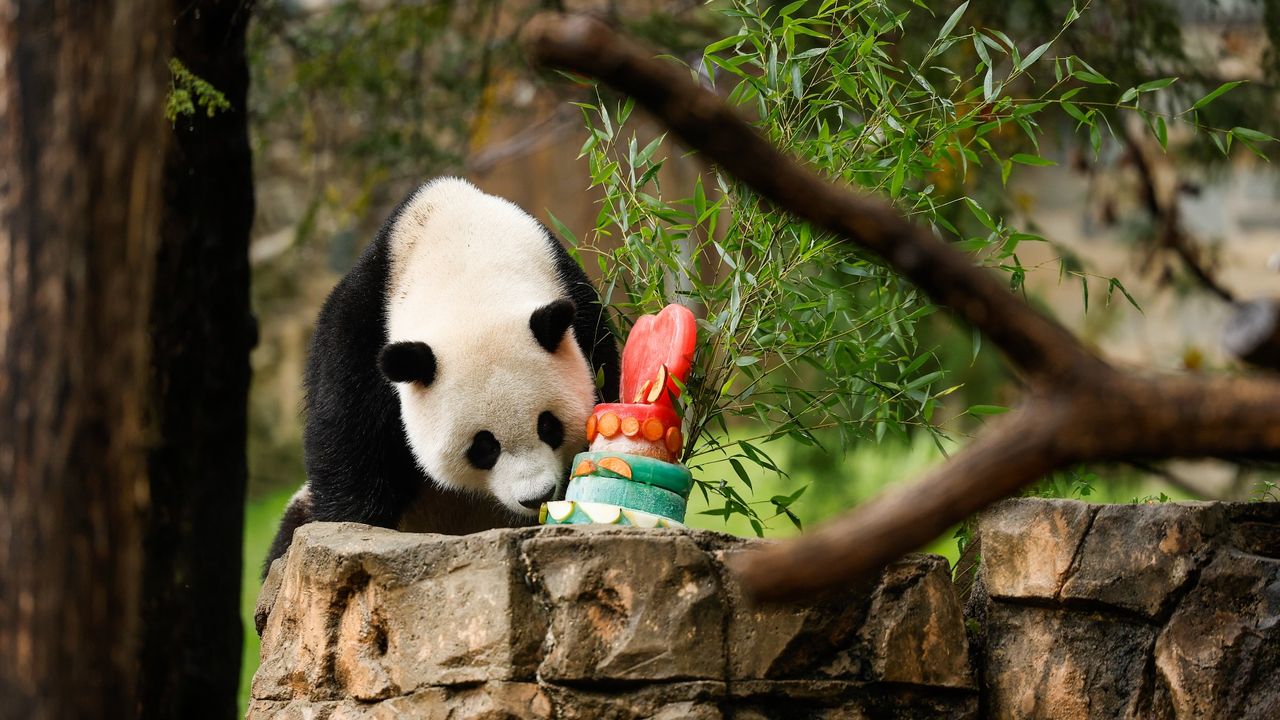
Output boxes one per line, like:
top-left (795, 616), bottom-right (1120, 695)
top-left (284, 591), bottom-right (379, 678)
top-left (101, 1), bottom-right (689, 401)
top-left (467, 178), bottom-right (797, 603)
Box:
top-left (540, 500), bottom-right (684, 528)
top-left (566, 475), bottom-right (687, 522)
top-left (570, 450), bottom-right (694, 496)
top-left (587, 403), bottom-right (683, 462)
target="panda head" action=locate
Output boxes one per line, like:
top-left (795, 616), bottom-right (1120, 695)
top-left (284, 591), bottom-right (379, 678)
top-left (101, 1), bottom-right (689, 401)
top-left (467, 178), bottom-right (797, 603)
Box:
top-left (378, 299), bottom-right (591, 517)
top-left (377, 179), bottom-right (595, 518)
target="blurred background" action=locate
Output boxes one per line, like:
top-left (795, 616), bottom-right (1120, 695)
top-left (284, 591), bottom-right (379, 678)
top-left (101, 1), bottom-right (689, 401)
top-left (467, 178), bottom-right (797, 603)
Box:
top-left (234, 0), bottom-right (1280, 708)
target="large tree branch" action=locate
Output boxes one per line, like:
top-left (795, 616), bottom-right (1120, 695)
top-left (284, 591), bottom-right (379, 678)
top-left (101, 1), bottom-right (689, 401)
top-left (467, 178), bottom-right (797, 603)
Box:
top-left (520, 14), bottom-right (1280, 601)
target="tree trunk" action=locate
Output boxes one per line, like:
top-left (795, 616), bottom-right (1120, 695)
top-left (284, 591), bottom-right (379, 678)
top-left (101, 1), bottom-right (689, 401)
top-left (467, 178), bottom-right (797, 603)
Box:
top-left (138, 1), bottom-right (255, 718)
top-left (0, 3), bottom-right (169, 719)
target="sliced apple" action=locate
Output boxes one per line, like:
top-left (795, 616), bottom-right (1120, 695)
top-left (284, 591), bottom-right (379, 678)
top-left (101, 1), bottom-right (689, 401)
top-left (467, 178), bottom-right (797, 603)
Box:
top-left (645, 365), bottom-right (668, 403)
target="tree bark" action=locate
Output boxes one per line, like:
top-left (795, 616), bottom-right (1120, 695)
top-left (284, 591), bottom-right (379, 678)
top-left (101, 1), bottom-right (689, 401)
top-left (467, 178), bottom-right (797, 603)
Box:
top-left (0, 3), bottom-right (169, 718)
top-left (138, 1), bottom-right (255, 718)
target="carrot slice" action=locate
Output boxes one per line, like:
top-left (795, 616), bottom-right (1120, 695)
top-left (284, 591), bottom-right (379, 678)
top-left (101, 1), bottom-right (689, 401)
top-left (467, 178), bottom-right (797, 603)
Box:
top-left (598, 456), bottom-right (633, 479)
top-left (585, 414), bottom-right (597, 443)
top-left (664, 427), bottom-right (683, 455)
top-left (621, 416), bottom-right (641, 437)
top-left (598, 412), bottom-right (620, 438)
top-left (573, 459), bottom-right (596, 477)
top-left (642, 417), bottom-right (665, 441)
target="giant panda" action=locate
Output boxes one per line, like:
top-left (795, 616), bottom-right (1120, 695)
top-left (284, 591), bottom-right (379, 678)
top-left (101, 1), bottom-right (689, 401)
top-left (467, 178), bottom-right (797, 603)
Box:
top-left (264, 178), bottom-right (620, 570)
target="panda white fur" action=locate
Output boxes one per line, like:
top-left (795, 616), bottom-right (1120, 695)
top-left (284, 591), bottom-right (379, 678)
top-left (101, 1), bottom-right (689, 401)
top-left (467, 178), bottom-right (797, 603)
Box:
top-left (265, 178), bottom-right (619, 569)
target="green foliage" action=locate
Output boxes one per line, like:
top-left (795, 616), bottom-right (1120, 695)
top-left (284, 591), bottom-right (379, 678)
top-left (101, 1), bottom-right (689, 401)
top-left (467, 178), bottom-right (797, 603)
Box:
top-left (1029, 466), bottom-right (1098, 500)
top-left (166, 58), bottom-right (231, 122)
top-left (1253, 478), bottom-right (1280, 502)
top-left (248, 0), bottom-right (511, 239)
top-left (572, 0), bottom-right (1268, 529)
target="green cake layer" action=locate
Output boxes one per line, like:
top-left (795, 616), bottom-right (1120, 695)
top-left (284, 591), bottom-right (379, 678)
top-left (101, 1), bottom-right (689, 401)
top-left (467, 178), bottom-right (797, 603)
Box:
top-left (571, 450), bottom-right (693, 495)
top-left (566, 475), bottom-right (687, 522)
top-left (540, 500), bottom-right (684, 528)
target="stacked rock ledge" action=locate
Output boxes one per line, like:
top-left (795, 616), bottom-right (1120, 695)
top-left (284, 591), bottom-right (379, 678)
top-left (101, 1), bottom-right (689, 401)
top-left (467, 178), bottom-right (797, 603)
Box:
top-left (252, 498), bottom-right (1279, 719)
top-left (250, 522), bottom-right (976, 719)
top-left (967, 498), bottom-right (1280, 720)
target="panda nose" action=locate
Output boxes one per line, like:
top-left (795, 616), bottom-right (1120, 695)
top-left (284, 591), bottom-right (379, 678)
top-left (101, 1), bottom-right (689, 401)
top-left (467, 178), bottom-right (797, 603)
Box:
top-left (519, 487), bottom-right (557, 510)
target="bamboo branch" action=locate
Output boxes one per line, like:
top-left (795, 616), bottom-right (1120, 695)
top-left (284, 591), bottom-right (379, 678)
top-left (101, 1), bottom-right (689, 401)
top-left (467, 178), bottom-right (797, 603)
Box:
top-left (521, 13), bottom-right (1280, 601)
top-left (522, 13), bottom-right (1101, 387)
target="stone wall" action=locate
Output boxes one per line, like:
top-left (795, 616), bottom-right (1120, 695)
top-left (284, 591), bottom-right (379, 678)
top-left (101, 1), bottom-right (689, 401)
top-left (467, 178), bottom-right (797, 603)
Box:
top-left (968, 499), bottom-right (1280, 719)
top-left (250, 499), bottom-right (1279, 719)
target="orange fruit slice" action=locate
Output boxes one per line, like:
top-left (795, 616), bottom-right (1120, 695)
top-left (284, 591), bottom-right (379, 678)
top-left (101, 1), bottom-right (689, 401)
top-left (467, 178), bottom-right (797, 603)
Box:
top-left (598, 456), bottom-right (633, 479)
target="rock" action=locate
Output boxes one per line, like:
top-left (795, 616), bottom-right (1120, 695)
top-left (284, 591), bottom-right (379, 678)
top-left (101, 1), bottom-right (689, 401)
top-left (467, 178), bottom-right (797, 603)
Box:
top-left (715, 542), bottom-right (875, 680)
top-left (1154, 550), bottom-right (1280, 720)
top-left (541, 681), bottom-right (726, 720)
top-left (522, 526), bottom-right (726, 682)
top-left (981, 604), bottom-right (1155, 719)
top-left (971, 499), bottom-right (1280, 718)
top-left (717, 545), bottom-right (970, 686)
top-left (977, 499), bottom-right (1097, 600)
top-left (253, 523), bottom-right (544, 702)
top-left (247, 683), bottom-right (552, 720)
top-left (1060, 503), bottom-right (1224, 617)
top-left (728, 680), bottom-right (977, 719)
top-left (255, 557), bottom-right (285, 636)
top-left (861, 555), bottom-right (973, 689)
top-left (1222, 501), bottom-right (1280, 558)
top-left (244, 700), bottom-right (291, 719)
top-left (252, 522), bottom-right (978, 715)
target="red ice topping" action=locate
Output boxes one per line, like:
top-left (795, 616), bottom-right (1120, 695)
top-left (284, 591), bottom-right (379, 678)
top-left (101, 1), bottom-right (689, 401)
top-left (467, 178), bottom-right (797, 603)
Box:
top-left (619, 304), bottom-right (697, 408)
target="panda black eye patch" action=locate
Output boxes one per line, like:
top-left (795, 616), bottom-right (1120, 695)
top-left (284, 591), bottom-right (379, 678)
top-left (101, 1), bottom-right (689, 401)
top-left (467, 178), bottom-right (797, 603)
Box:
top-left (537, 411), bottom-right (564, 449)
top-left (466, 430), bottom-right (501, 470)
top-left (378, 341), bottom-right (436, 385)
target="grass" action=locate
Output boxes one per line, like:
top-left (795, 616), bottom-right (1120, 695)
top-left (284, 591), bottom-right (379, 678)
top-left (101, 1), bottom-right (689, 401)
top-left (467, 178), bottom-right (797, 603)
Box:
top-left (239, 486), bottom-right (294, 716)
top-left (684, 434), bottom-right (963, 560)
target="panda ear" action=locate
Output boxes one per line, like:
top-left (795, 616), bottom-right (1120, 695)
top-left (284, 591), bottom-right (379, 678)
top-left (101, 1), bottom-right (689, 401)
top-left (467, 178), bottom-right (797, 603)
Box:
top-left (379, 341), bottom-right (436, 385)
top-left (530, 299), bottom-right (576, 353)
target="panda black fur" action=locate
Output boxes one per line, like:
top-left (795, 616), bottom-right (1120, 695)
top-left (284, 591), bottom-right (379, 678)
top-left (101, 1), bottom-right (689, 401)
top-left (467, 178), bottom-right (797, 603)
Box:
top-left (265, 178), bottom-right (619, 571)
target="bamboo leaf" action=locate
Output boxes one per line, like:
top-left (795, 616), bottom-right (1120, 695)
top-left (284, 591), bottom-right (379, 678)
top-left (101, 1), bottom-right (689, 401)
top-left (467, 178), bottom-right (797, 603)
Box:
top-left (936, 2), bottom-right (969, 44)
top-left (1191, 81), bottom-right (1243, 110)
